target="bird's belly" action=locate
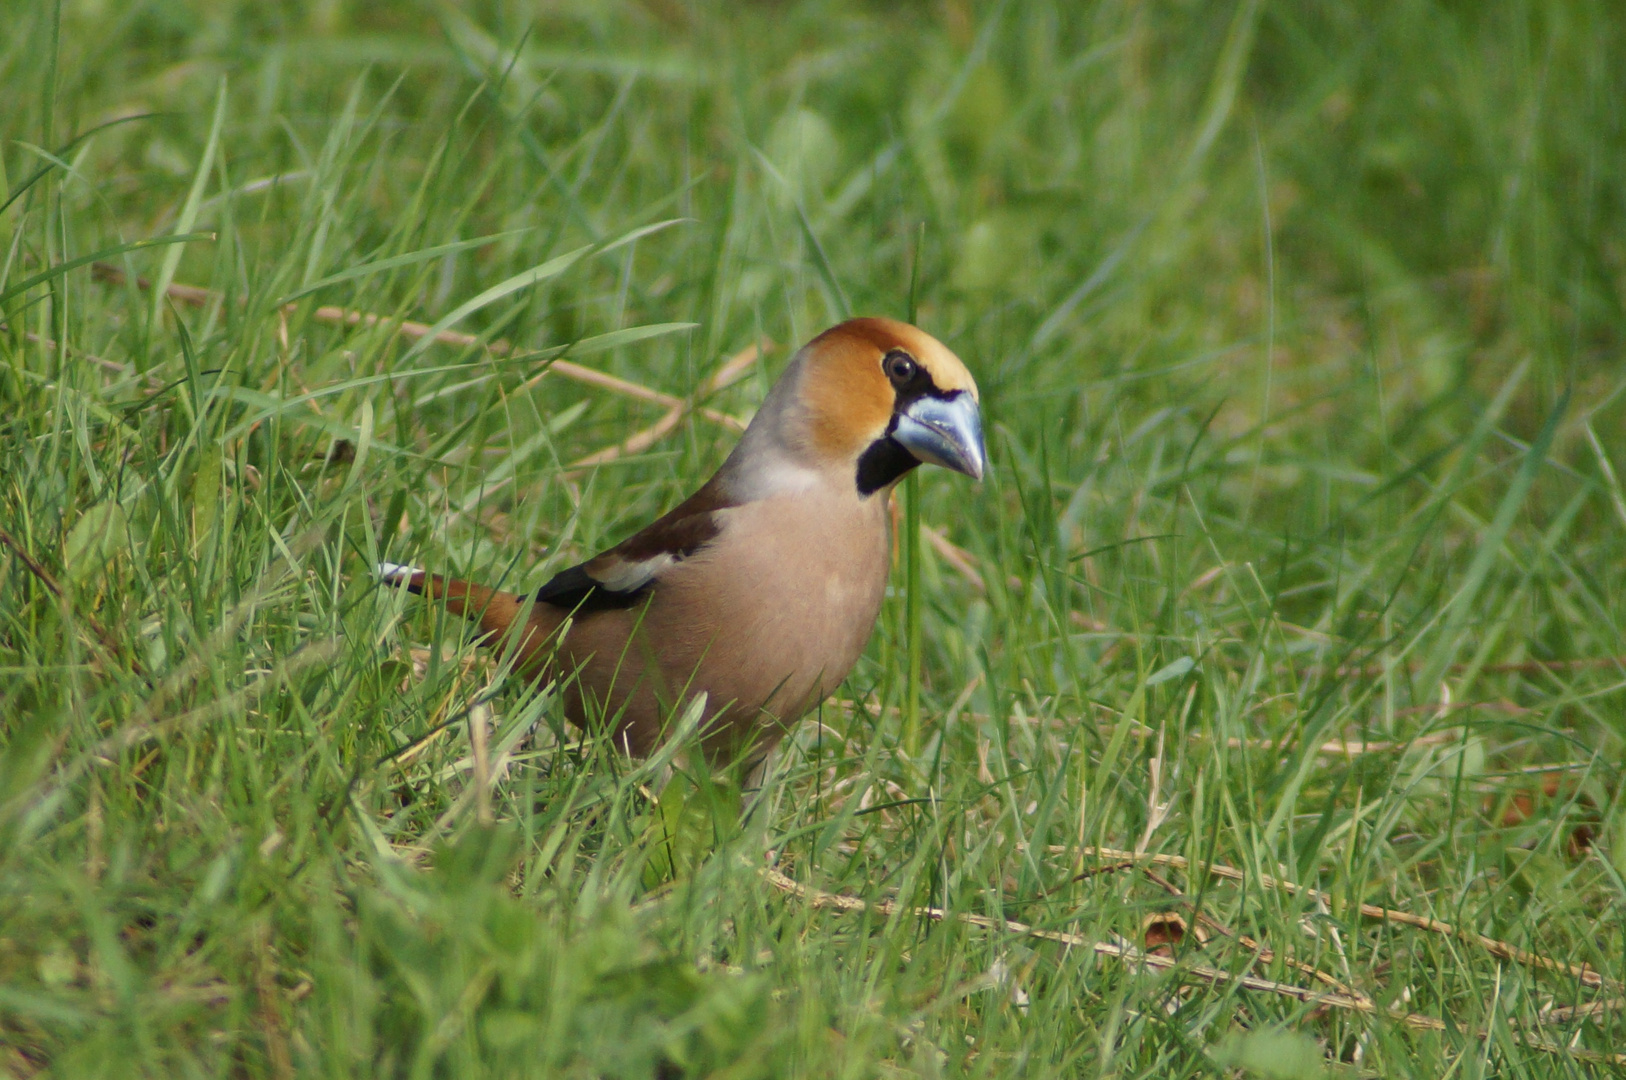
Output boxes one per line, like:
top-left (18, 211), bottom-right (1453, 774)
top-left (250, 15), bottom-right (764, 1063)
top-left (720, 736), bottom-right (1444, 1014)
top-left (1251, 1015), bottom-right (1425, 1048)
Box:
top-left (562, 493), bottom-right (891, 759)
top-left (704, 559), bottom-right (884, 706)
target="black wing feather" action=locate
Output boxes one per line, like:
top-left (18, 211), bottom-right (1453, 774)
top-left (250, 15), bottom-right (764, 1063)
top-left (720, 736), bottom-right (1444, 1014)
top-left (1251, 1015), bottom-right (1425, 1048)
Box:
top-left (533, 477), bottom-right (734, 614)
top-left (534, 562), bottom-right (652, 612)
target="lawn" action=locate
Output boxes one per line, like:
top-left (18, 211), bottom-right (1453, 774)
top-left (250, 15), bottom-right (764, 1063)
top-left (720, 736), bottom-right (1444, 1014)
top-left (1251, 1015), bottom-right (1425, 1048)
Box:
top-left (2, 1), bottom-right (1625, 1076)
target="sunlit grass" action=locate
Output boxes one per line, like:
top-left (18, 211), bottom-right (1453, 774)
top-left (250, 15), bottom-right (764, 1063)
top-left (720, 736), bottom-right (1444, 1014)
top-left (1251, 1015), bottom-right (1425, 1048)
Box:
top-left (2, 1), bottom-right (1625, 1076)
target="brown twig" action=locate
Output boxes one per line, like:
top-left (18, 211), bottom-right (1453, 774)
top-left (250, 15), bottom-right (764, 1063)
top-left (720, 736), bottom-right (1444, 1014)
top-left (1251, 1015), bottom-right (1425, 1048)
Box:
top-left (0, 523), bottom-right (137, 674)
top-left (858, 703), bottom-right (1473, 761)
top-left (564, 403), bottom-right (688, 474)
top-left (922, 526), bottom-right (988, 592)
top-left (1067, 859), bottom-right (1138, 883)
top-left (1140, 867), bottom-right (1371, 1005)
top-left (1051, 846), bottom-right (1617, 992)
top-left (0, 524), bottom-right (66, 599)
top-left (91, 262), bottom-right (750, 432)
top-left (1, 325), bottom-right (155, 381)
top-left (763, 867), bottom-right (1626, 1064)
top-left (562, 339), bottom-right (769, 477)
top-left (1322, 656), bottom-right (1626, 680)
top-left (1539, 997), bottom-right (1625, 1024)
top-left (1221, 728), bottom-right (1470, 757)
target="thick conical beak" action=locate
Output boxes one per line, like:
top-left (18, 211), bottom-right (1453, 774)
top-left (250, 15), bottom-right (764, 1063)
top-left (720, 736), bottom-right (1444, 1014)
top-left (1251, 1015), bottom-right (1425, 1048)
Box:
top-left (892, 391), bottom-right (986, 481)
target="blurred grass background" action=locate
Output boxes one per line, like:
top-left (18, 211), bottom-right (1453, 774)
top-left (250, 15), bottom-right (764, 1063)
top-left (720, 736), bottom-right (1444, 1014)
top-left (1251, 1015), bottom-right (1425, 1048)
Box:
top-left (2, 0), bottom-right (1625, 1075)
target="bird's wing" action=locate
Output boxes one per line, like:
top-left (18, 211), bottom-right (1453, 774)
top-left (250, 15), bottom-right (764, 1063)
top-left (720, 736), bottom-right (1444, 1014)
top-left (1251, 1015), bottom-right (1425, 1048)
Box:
top-left (534, 480), bottom-right (733, 612)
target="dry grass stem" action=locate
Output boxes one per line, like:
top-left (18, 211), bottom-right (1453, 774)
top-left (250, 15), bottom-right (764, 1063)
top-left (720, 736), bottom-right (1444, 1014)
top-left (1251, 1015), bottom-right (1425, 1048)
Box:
top-left (1539, 997), bottom-right (1625, 1023)
top-left (0, 523), bottom-right (139, 674)
top-left (1055, 846), bottom-right (1618, 992)
top-left (563, 340), bottom-right (768, 476)
top-left (1292, 655), bottom-right (1626, 681)
top-left (1223, 728), bottom-right (1470, 756)
top-left (764, 868), bottom-right (1626, 1065)
top-left (922, 526), bottom-right (992, 592)
top-left (1135, 726), bottom-right (1169, 855)
top-left (469, 702), bottom-right (493, 828)
top-left (89, 263), bottom-right (749, 432)
top-left (1140, 867), bottom-right (1372, 1005)
top-left (4, 325), bottom-right (152, 380)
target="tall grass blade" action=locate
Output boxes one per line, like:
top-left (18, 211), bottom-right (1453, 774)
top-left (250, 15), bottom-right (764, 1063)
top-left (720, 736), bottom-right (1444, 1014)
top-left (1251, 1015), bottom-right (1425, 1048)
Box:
top-left (150, 79), bottom-right (226, 330)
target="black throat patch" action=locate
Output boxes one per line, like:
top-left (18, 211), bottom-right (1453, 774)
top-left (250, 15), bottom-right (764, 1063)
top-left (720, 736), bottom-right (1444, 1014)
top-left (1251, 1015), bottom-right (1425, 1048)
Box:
top-left (855, 434), bottom-right (920, 496)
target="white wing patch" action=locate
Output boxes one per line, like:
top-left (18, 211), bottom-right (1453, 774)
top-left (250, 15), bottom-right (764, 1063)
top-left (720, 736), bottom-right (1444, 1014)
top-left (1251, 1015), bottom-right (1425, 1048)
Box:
top-left (593, 552), bottom-right (677, 593)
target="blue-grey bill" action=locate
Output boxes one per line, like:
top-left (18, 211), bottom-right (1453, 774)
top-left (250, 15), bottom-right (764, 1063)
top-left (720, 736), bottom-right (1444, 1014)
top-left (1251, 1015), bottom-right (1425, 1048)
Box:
top-left (893, 391), bottom-right (986, 481)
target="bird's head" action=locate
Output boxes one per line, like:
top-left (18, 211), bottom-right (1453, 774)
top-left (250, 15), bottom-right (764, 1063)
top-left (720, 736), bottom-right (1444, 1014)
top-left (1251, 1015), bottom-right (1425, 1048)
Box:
top-left (768, 317), bottom-right (985, 497)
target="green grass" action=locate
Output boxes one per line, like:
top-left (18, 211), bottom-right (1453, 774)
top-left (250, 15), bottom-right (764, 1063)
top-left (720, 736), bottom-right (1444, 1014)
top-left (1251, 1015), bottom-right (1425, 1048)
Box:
top-left (3, 1), bottom-right (1626, 1075)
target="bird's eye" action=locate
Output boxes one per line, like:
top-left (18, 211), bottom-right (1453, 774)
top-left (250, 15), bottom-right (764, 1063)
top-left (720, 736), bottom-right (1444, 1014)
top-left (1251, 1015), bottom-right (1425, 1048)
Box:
top-left (883, 351), bottom-right (918, 386)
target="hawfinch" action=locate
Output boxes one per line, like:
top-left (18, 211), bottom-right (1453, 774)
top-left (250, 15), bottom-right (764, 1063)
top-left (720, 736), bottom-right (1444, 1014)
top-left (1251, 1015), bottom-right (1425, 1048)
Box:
top-left (380, 318), bottom-right (985, 762)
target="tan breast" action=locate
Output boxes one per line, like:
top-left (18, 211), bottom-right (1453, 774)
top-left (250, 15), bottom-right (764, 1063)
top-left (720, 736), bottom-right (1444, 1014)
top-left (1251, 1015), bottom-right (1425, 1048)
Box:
top-left (549, 482), bottom-right (892, 760)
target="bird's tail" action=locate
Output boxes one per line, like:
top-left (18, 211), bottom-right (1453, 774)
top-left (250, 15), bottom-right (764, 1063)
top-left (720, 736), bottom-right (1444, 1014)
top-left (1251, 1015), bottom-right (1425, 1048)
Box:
top-left (378, 561), bottom-right (531, 643)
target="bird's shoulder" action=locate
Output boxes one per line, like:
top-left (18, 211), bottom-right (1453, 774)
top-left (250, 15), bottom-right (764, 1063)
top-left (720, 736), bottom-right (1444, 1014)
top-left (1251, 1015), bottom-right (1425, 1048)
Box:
top-left (534, 478), bottom-right (736, 612)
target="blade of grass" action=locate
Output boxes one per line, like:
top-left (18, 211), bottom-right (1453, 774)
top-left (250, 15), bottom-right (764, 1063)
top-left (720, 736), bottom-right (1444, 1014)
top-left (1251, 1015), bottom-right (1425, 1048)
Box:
top-left (902, 223), bottom-right (924, 754)
top-left (0, 234), bottom-right (213, 307)
top-left (150, 79), bottom-right (226, 332)
top-left (275, 229), bottom-right (532, 307)
top-left (1418, 384), bottom-right (1571, 693)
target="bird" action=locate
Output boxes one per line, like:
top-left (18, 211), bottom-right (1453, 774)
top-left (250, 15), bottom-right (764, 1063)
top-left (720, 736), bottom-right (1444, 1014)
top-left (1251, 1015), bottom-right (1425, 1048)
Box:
top-left (379, 317), bottom-right (985, 764)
